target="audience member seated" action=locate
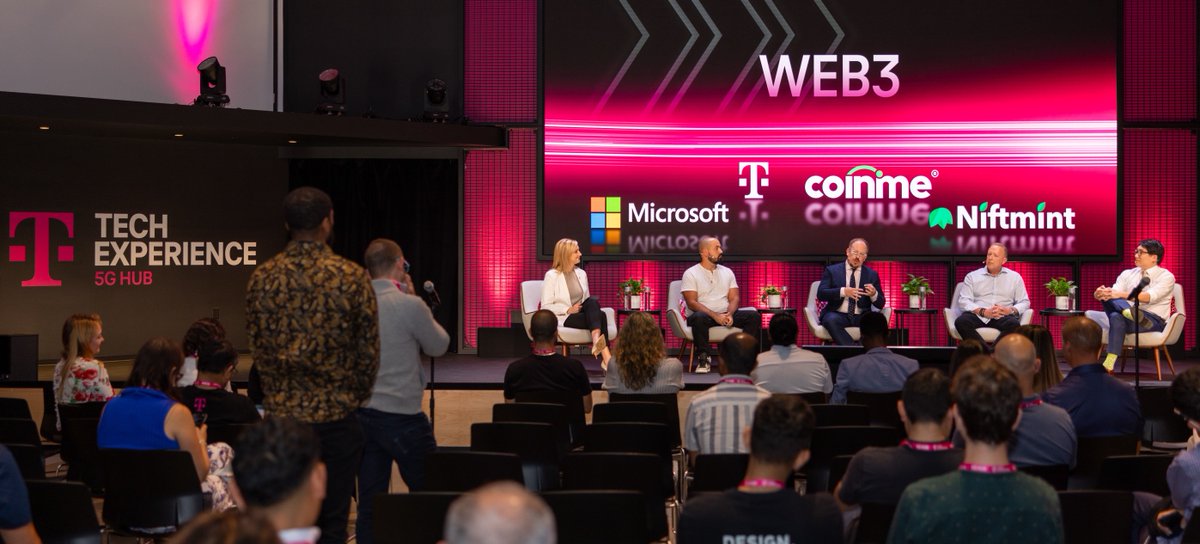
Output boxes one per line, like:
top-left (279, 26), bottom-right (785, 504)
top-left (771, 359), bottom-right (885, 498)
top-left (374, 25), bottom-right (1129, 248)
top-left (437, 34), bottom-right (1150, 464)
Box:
top-left (0, 445), bottom-right (42, 544)
top-left (947, 339), bottom-right (986, 378)
top-left (503, 309), bottom-right (593, 414)
top-left (1014, 324), bottom-right (1063, 393)
top-left (684, 333), bottom-right (771, 462)
top-left (603, 311), bottom-right (684, 394)
top-left (179, 318), bottom-right (227, 388)
top-left (991, 334), bottom-right (1076, 468)
top-left (231, 418), bottom-right (326, 544)
top-left (172, 510), bottom-right (282, 544)
top-left (752, 313), bottom-right (833, 395)
top-left (1042, 317), bottom-right (1141, 438)
top-left (836, 368), bottom-right (962, 511)
top-left (678, 395), bottom-right (841, 544)
top-left (97, 337), bottom-right (235, 511)
top-left (53, 313), bottom-right (113, 430)
top-left (831, 312), bottom-right (918, 404)
top-left (444, 482), bottom-right (555, 544)
top-left (889, 357), bottom-right (1062, 543)
top-left (1132, 367), bottom-right (1200, 543)
top-left (180, 340), bottom-right (261, 426)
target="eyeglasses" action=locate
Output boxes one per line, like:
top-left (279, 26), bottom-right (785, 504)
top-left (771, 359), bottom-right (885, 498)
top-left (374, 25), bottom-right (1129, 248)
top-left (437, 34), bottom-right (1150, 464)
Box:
top-left (1134, 249), bottom-right (1149, 256)
top-left (848, 250), bottom-right (868, 258)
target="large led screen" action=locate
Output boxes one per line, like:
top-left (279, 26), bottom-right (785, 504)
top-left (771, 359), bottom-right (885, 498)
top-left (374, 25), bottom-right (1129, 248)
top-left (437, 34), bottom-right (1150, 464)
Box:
top-left (542, 0), bottom-right (1118, 259)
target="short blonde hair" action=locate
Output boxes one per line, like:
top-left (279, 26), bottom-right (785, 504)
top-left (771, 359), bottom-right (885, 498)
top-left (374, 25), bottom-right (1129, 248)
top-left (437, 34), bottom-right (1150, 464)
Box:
top-left (551, 238), bottom-right (579, 273)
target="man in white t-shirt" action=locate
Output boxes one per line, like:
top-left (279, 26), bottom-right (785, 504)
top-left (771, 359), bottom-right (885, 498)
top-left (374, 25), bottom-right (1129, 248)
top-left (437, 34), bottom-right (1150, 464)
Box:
top-left (681, 237), bottom-right (761, 373)
top-left (1086, 238), bottom-right (1176, 372)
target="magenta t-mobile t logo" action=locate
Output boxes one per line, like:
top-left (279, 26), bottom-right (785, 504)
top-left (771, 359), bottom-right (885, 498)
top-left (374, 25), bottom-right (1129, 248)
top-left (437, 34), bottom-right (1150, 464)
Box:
top-left (8, 212), bottom-right (75, 287)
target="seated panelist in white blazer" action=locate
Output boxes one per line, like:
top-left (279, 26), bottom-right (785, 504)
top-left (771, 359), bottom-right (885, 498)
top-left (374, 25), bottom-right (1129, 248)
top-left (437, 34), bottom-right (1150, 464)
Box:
top-left (541, 238), bottom-right (613, 369)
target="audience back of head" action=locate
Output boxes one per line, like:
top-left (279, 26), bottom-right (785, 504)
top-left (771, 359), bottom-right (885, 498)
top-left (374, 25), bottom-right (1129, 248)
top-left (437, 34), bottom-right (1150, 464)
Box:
top-left (232, 417), bottom-right (324, 518)
top-left (952, 356), bottom-right (1022, 445)
top-left (182, 318), bottom-right (227, 358)
top-left (613, 311), bottom-right (666, 390)
top-left (128, 337), bottom-right (185, 395)
top-left (1061, 316), bottom-right (1102, 365)
top-left (750, 395), bottom-right (816, 465)
top-left (363, 238), bottom-right (403, 279)
top-left (171, 510), bottom-right (282, 544)
top-left (993, 334), bottom-right (1038, 380)
top-left (719, 332), bottom-right (759, 375)
top-left (768, 313), bottom-right (799, 347)
top-left (949, 339), bottom-right (987, 377)
top-left (902, 368), bottom-right (952, 424)
top-left (529, 309), bottom-right (558, 346)
top-left (283, 187), bottom-right (333, 233)
top-left (1171, 367), bottom-right (1200, 422)
top-left (444, 482), bottom-right (555, 544)
top-left (1014, 324), bottom-right (1061, 391)
top-left (197, 340), bottom-right (238, 375)
top-left (858, 312), bottom-right (888, 343)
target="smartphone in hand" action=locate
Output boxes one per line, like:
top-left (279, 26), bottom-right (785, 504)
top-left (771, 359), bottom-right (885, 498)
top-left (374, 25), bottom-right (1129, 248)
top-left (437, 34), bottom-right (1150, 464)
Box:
top-left (192, 412), bottom-right (208, 428)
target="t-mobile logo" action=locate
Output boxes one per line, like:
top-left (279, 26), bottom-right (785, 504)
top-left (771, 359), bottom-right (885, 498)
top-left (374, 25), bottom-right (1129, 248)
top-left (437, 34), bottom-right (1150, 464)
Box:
top-left (8, 212), bottom-right (75, 287)
top-left (739, 162), bottom-right (769, 199)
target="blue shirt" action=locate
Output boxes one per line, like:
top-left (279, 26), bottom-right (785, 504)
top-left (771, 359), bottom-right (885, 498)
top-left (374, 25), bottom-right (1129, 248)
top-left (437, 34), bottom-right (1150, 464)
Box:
top-left (1168, 446), bottom-right (1200, 542)
top-left (831, 347), bottom-right (919, 404)
top-left (1042, 363), bottom-right (1141, 438)
top-left (0, 445), bottom-right (32, 529)
top-left (98, 387), bottom-right (181, 450)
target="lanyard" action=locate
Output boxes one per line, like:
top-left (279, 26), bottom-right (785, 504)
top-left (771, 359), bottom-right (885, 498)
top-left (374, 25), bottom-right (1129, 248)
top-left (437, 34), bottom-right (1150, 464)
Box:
top-left (900, 439), bottom-right (954, 452)
top-left (740, 478), bottom-right (785, 490)
top-left (719, 377), bottom-right (754, 385)
top-left (531, 347), bottom-right (557, 356)
top-left (194, 379), bottom-right (224, 389)
top-left (1020, 398), bottom-right (1043, 410)
top-left (959, 462), bottom-right (1016, 474)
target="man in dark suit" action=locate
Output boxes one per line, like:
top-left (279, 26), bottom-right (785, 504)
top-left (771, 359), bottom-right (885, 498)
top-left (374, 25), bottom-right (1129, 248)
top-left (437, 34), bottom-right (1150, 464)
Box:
top-left (817, 238), bottom-right (886, 345)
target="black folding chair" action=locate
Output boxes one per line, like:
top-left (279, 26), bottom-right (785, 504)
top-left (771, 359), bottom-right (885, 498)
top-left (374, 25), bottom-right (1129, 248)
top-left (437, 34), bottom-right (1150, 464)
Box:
top-left (26, 479), bottom-right (103, 544)
top-left (100, 449), bottom-right (205, 538)
top-left (3, 443), bottom-right (44, 479)
top-left (1097, 454), bottom-right (1173, 496)
top-left (424, 450), bottom-right (524, 492)
top-left (1138, 387), bottom-right (1191, 447)
top-left (853, 502), bottom-right (898, 544)
top-left (845, 391), bottom-right (903, 428)
top-left (1021, 464), bottom-right (1070, 491)
top-left (492, 402), bottom-right (572, 454)
top-left (0, 397), bottom-right (33, 420)
top-left (514, 390), bottom-right (588, 444)
top-left (607, 392), bottom-right (682, 449)
top-left (687, 454), bottom-right (749, 497)
top-left (470, 422), bottom-right (562, 491)
top-left (811, 404), bottom-right (871, 427)
top-left (828, 454), bottom-right (855, 493)
top-left (59, 413), bottom-right (102, 491)
top-left (0, 417), bottom-right (42, 446)
top-left (806, 426), bottom-right (902, 492)
top-left (372, 492), bottom-right (461, 544)
top-left (1058, 490), bottom-right (1132, 544)
top-left (1071, 435), bottom-right (1140, 489)
top-left (561, 452), bottom-right (670, 541)
top-left (543, 490), bottom-right (650, 544)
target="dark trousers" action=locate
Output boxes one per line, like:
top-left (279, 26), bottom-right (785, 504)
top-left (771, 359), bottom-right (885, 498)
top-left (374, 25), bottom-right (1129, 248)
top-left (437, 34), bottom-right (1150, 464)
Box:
top-left (355, 409), bottom-right (437, 544)
top-left (562, 297), bottom-right (608, 345)
top-left (311, 415), bottom-right (365, 544)
top-left (686, 309), bottom-right (762, 356)
top-left (819, 311), bottom-right (864, 346)
top-left (1102, 298), bottom-right (1165, 355)
top-left (954, 313), bottom-right (1020, 344)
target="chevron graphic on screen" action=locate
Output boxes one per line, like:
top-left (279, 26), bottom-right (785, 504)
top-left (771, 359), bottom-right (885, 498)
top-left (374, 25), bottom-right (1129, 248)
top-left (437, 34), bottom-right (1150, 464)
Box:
top-left (589, 196), bottom-right (621, 253)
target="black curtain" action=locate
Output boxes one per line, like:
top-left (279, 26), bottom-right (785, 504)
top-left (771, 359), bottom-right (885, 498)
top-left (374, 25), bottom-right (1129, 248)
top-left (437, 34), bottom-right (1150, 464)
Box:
top-left (288, 158), bottom-right (459, 351)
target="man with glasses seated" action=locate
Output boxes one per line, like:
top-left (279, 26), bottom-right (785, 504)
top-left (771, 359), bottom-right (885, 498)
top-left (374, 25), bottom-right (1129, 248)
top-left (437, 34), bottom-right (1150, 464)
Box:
top-left (818, 238), bottom-right (886, 346)
top-left (1086, 238), bottom-right (1175, 372)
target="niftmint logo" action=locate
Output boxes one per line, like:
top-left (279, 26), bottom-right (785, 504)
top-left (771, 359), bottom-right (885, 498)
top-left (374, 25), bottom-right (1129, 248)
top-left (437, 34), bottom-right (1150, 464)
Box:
top-left (8, 211), bottom-right (75, 287)
top-left (928, 201), bottom-right (1074, 231)
top-left (929, 207), bottom-right (952, 229)
top-left (589, 196), bottom-right (621, 253)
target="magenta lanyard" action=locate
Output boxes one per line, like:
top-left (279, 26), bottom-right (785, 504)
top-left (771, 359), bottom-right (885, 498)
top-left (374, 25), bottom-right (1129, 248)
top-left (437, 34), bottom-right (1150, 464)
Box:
top-left (1020, 398), bottom-right (1043, 409)
top-left (959, 462), bottom-right (1016, 474)
top-left (740, 478), bottom-right (785, 490)
top-left (194, 379), bottom-right (224, 389)
top-left (900, 439), bottom-right (954, 452)
top-left (719, 377), bottom-right (754, 385)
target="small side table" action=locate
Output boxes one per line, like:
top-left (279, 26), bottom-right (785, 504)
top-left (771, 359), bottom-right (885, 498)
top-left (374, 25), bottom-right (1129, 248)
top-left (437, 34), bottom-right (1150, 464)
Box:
top-left (893, 308), bottom-right (938, 346)
top-left (1040, 308), bottom-right (1085, 329)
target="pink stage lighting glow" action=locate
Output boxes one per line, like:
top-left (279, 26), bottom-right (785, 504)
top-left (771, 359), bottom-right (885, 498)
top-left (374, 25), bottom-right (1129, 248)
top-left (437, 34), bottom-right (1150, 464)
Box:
top-left (169, 0), bottom-right (218, 100)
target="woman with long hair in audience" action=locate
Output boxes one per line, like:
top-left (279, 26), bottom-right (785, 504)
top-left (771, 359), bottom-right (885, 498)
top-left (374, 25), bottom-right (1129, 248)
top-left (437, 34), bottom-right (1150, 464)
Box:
top-left (947, 338), bottom-right (987, 378)
top-left (603, 311), bottom-right (684, 394)
top-left (53, 313), bottom-right (113, 430)
top-left (179, 318), bottom-right (227, 388)
top-left (97, 337), bottom-right (235, 511)
top-left (1015, 324), bottom-right (1064, 393)
top-left (541, 237), bottom-right (612, 369)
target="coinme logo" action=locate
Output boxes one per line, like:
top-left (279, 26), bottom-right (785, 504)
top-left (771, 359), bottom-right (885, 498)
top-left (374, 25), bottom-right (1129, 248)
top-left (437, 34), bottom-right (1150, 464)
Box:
top-left (8, 211), bottom-right (75, 287)
top-left (589, 196), bottom-right (621, 253)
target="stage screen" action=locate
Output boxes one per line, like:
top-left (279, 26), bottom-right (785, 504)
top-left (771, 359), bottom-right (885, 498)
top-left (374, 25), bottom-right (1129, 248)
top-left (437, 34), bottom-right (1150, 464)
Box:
top-left (542, 0), bottom-right (1118, 259)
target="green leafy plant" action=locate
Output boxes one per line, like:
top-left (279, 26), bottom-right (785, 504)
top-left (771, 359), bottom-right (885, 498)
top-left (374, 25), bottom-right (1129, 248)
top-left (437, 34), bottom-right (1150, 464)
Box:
top-left (618, 278), bottom-right (645, 295)
top-left (901, 274), bottom-right (933, 296)
top-left (760, 284), bottom-right (783, 303)
top-left (1044, 277), bottom-right (1075, 297)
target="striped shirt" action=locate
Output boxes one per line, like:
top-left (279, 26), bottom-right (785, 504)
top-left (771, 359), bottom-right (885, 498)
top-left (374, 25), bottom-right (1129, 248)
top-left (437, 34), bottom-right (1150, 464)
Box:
top-left (684, 375), bottom-right (771, 454)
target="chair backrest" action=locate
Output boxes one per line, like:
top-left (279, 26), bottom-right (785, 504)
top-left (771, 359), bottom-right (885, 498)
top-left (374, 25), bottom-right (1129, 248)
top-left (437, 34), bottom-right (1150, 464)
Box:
top-left (809, 426), bottom-right (902, 464)
top-left (1020, 464), bottom-right (1069, 491)
top-left (0, 417), bottom-right (42, 446)
top-left (424, 451), bottom-right (524, 492)
top-left (470, 422), bottom-right (561, 464)
top-left (513, 390), bottom-right (587, 441)
top-left (1097, 454), bottom-right (1173, 497)
top-left (542, 490), bottom-right (650, 544)
top-left (668, 280), bottom-right (684, 316)
top-left (493, 402), bottom-right (573, 451)
top-left (947, 282), bottom-right (965, 313)
top-left (689, 453), bottom-right (750, 495)
top-left (4, 443), bottom-right (45, 480)
top-left (804, 281), bottom-right (824, 334)
top-left (1173, 284), bottom-right (1187, 316)
top-left (1163, 284), bottom-right (1188, 345)
top-left (0, 397), bottom-right (33, 420)
top-left (26, 480), bottom-right (103, 544)
top-left (810, 404), bottom-right (871, 427)
top-left (592, 402), bottom-right (667, 426)
top-left (520, 280), bottom-right (543, 340)
top-left (607, 392), bottom-right (682, 449)
top-left (100, 449), bottom-right (204, 533)
top-left (1058, 490), bottom-right (1133, 544)
top-left (1137, 387), bottom-right (1191, 444)
top-left (1072, 435), bottom-right (1140, 482)
top-left (583, 422), bottom-right (672, 459)
top-left (60, 417), bottom-right (102, 491)
top-left (828, 454), bottom-right (855, 493)
top-left (845, 391), bottom-right (904, 428)
top-left (373, 492), bottom-right (461, 544)
top-left (560, 452), bottom-right (669, 540)
top-left (854, 502), bottom-right (898, 544)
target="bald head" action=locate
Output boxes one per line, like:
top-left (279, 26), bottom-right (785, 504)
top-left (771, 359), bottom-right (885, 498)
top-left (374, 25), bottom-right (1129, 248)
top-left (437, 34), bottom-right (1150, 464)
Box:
top-left (364, 238), bottom-right (402, 278)
top-left (1061, 316), bottom-right (1102, 365)
top-left (444, 482), bottom-right (555, 544)
top-left (698, 236), bottom-right (718, 252)
top-left (719, 332), bottom-right (759, 375)
top-left (994, 334), bottom-right (1038, 377)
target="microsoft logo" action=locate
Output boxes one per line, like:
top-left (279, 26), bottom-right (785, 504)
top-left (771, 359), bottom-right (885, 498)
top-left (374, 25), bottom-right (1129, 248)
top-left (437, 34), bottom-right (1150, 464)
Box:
top-left (589, 196), bottom-right (621, 253)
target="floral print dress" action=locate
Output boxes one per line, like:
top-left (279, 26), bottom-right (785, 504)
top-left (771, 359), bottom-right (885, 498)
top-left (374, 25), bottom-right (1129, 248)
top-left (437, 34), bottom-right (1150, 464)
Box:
top-left (52, 357), bottom-right (114, 430)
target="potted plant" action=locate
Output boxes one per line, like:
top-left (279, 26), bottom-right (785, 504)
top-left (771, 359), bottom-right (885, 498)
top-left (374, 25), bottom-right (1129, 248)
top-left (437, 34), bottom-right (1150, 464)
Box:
top-left (900, 274), bottom-right (933, 309)
top-left (760, 285), bottom-right (784, 309)
top-left (1044, 277), bottom-right (1075, 310)
top-left (619, 278), bottom-right (645, 310)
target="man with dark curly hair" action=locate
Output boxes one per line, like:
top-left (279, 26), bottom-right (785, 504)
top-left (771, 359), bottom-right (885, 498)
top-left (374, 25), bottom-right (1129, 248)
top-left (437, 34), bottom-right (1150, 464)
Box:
top-left (231, 418), bottom-right (326, 544)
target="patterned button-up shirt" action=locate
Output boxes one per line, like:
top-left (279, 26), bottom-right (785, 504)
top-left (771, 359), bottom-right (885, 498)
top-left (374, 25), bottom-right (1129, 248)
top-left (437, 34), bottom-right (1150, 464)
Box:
top-left (246, 240), bottom-right (380, 423)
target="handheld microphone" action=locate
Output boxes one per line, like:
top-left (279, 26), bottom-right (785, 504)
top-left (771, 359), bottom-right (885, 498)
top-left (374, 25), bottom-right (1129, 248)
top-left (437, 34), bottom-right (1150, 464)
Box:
top-left (424, 280), bottom-right (442, 309)
top-left (1126, 276), bottom-right (1151, 300)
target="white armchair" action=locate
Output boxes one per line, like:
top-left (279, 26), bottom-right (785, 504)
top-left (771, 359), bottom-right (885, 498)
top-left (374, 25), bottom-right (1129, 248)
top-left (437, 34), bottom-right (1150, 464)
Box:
top-left (665, 280), bottom-right (745, 371)
top-left (942, 281), bottom-right (1033, 343)
top-left (1086, 284), bottom-right (1186, 380)
top-left (802, 281), bottom-right (893, 344)
top-left (519, 280), bottom-right (617, 352)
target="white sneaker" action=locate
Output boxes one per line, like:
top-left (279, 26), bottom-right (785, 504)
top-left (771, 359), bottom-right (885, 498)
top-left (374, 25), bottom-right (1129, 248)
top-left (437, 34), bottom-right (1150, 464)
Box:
top-left (695, 354), bottom-right (712, 374)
